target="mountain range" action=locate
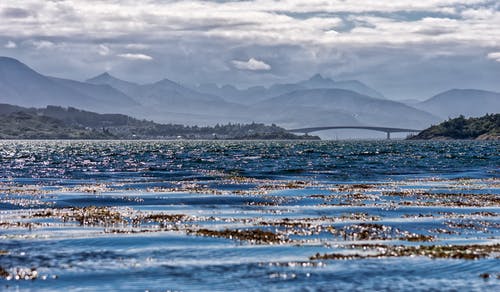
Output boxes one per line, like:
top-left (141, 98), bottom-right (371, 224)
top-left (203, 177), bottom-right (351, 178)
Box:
top-left (252, 88), bottom-right (437, 128)
top-left (87, 72), bottom-right (240, 115)
top-left (193, 73), bottom-right (385, 105)
top-left (0, 57), bottom-right (138, 112)
top-left (1, 56), bottom-right (499, 136)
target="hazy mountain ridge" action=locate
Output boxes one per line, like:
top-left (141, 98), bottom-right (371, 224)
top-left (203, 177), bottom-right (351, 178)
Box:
top-left (416, 89), bottom-right (500, 119)
top-left (49, 76), bottom-right (139, 107)
top-left (87, 72), bottom-right (243, 117)
top-left (193, 73), bottom-right (384, 105)
top-left (86, 72), bottom-right (140, 94)
top-left (298, 74), bottom-right (385, 99)
top-left (85, 71), bottom-right (398, 128)
top-left (253, 88), bottom-right (439, 129)
top-left (2, 56), bottom-right (495, 138)
top-left (0, 57), bottom-right (138, 113)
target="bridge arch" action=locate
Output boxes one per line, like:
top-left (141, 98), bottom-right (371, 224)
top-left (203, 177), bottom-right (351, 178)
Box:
top-left (287, 126), bottom-right (421, 140)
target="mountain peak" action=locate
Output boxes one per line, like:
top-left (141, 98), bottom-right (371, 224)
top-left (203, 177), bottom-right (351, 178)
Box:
top-left (86, 72), bottom-right (138, 86)
top-left (417, 88), bottom-right (500, 119)
top-left (429, 88), bottom-right (500, 100)
top-left (309, 73), bottom-right (328, 82)
top-left (444, 88), bottom-right (495, 94)
top-left (304, 73), bottom-right (336, 85)
top-left (85, 71), bottom-right (140, 95)
top-left (0, 56), bottom-right (24, 64)
top-left (0, 56), bottom-right (36, 74)
top-left (99, 72), bottom-right (112, 78)
top-left (155, 78), bottom-right (179, 86)
top-left (299, 73), bottom-right (336, 88)
top-left (0, 56), bottom-right (49, 83)
top-left (86, 72), bottom-right (117, 83)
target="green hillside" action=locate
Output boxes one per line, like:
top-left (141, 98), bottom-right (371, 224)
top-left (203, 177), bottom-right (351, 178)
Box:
top-left (409, 114), bottom-right (499, 140)
top-left (0, 104), bottom-right (318, 140)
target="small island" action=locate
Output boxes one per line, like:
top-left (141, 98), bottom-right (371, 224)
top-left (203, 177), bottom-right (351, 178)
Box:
top-left (409, 114), bottom-right (499, 140)
top-left (0, 104), bottom-right (319, 140)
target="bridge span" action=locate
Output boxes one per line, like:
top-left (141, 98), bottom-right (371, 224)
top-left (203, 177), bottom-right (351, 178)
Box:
top-left (287, 126), bottom-right (422, 140)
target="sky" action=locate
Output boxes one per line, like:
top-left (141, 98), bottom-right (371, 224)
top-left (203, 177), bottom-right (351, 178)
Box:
top-left (1, 0), bottom-right (499, 100)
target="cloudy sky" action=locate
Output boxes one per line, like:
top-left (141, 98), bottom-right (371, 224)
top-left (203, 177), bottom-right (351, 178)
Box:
top-left (1, 0), bottom-right (499, 99)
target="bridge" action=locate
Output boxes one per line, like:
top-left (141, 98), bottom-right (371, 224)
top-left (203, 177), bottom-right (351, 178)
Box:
top-left (287, 126), bottom-right (422, 140)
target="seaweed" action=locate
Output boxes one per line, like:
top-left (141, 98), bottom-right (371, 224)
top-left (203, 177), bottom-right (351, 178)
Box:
top-left (63, 206), bottom-right (125, 226)
top-left (192, 228), bottom-right (286, 244)
top-left (310, 244), bottom-right (500, 260)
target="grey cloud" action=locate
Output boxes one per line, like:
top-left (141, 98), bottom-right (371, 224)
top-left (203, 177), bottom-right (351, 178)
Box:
top-left (415, 27), bottom-right (456, 35)
top-left (0, 1), bottom-right (498, 99)
top-left (0, 1), bottom-right (497, 49)
top-left (2, 7), bottom-right (31, 18)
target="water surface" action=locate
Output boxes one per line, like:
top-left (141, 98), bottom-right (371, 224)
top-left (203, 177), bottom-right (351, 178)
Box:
top-left (0, 140), bottom-right (498, 291)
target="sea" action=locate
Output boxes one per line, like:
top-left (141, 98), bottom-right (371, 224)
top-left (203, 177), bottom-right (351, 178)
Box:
top-left (0, 140), bottom-right (499, 291)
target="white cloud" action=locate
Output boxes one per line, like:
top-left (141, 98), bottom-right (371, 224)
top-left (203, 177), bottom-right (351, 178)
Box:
top-left (97, 44), bottom-right (110, 56)
top-left (32, 40), bottom-right (55, 50)
top-left (240, 0), bottom-right (491, 14)
top-left (118, 53), bottom-right (153, 61)
top-left (486, 52), bottom-right (500, 62)
top-left (0, 0), bottom-right (496, 49)
top-left (126, 43), bottom-right (150, 50)
top-left (232, 58), bottom-right (271, 71)
top-left (4, 40), bottom-right (16, 48)
top-left (0, 0), bottom-right (498, 94)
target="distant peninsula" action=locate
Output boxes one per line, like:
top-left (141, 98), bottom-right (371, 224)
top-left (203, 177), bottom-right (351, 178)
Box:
top-left (0, 104), bottom-right (319, 140)
top-left (409, 114), bottom-right (499, 140)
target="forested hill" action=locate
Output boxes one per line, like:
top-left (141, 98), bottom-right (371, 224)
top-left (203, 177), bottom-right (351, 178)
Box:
top-left (0, 104), bottom-right (318, 140)
top-left (409, 114), bottom-right (499, 140)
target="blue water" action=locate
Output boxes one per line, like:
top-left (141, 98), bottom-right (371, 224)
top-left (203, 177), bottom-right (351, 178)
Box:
top-left (0, 140), bottom-right (499, 291)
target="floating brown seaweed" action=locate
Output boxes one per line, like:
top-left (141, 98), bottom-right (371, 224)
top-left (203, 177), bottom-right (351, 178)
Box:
top-left (192, 228), bottom-right (286, 244)
top-left (310, 244), bottom-right (500, 260)
top-left (62, 206), bottom-right (125, 226)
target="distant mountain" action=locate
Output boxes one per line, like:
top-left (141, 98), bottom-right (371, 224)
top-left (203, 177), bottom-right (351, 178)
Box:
top-left (298, 74), bottom-right (385, 99)
top-left (195, 83), bottom-right (268, 105)
top-left (86, 72), bottom-right (140, 94)
top-left (253, 106), bottom-right (360, 130)
top-left (252, 88), bottom-right (439, 129)
top-left (0, 57), bottom-right (138, 113)
top-left (416, 89), bottom-right (500, 119)
top-left (84, 70), bottom-right (440, 131)
top-left (399, 98), bottom-right (422, 106)
top-left (49, 77), bottom-right (139, 108)
top-left (2, 56), bottom-right (475, 134)
top-left (194, 74), bottom-right (384, 104)
top-left (133, 78), bottom-right (225, 105)
top-left (86, 73), bottom-right (242, 117)
top-left (409, 114), bottom-right (499, 140)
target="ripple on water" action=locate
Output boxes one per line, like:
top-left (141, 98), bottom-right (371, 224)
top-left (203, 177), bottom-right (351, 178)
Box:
top-left (0, 140), bottom-right (498, 291)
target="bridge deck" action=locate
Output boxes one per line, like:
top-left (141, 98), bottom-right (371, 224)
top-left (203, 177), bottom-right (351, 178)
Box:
top-left (288, 126), bottom-right (422, 139)
top-left (288, 126), bottom-right (422, 134)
